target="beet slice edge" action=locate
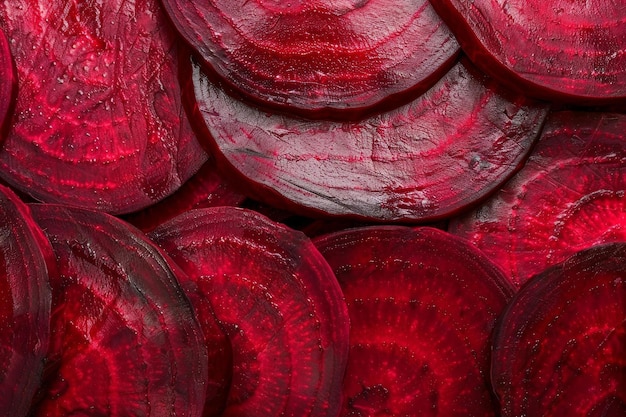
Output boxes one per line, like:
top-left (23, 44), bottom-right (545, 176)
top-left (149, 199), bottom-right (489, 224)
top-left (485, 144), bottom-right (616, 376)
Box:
top-left (0, 26), bottom-right (15, 139)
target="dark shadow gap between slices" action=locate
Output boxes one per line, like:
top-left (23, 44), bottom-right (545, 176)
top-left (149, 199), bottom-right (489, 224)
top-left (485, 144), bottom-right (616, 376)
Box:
top-left (0, 185), bottom-right (53, 417)
top-left (0, 1), bottom-right (207, 214)
top-left (492, 243), bottom-right (626, 416)
top-left (161, 0), bottom-right (459, 118)
top-left (148, 207), bottom-right (350, 417)
top-left (449, 111), bottom-right (626, 287)
top-left (0, 26), bottom-right (16, 139)
top-left (28, 204), bottom-right (209, 417)
top-left (431, 0), bottom-right (626, 104)
top-left (188, 57), bottom-right (549, 222)
top-left (313, 226), bottom-right (515, 416)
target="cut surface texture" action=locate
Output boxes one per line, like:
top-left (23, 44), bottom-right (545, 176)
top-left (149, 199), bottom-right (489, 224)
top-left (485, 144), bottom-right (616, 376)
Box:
top-left (29, 204), bottom-right (208, 417)
top-left (191, 59), bottom-right (549, 222)
top-left (0, 27), bottom-right (15, 138)
top-left (0, 186), bottom-right (52, 417)
top-left (492, 243), bottom-right (626, 416)
top-left (149, 207), bottom-right (350, 417)
top-left (432, 0), bottom-right (626, 103)
top-left (314, 226), bottom-right (515, 416)
top-left (450, 111), bottom-right (626, 287)
top-left (0, 0), bottom-right (207, 214)
top-left (162, 0), bottom-right (459, 117)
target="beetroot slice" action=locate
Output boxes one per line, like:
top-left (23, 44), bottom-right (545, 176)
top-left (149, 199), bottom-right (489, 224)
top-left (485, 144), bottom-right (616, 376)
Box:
top-left (492, 243), bottom-right (626, 416)
top-left (0, 186), bottom-right (52, 417)
top-left (162, 0), bottom-right (459, 118)
top-left (449, 111), bottom-right (626, 287)
top-left (0, 27), bottom-right (15, 138)
top-left (431, 0), bottom-right (626, 104)
top-left (313, 226), bottom-right (515, 416)
top-left (149, 207), bottom-right (350, 417)
top-left (29, 204), bottom-right (208, 417)
top-left (190, 58), bottom-right (548, 221)
top-left (0, 1), bottom-right (207, 214)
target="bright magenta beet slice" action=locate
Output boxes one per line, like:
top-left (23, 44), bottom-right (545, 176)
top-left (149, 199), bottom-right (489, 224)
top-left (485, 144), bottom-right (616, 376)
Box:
top-left (162, 0), bottom-right (459, 117)
top-left (432, 0), bottom-right (626, 104)
top-left (0, 1), bottom-right (207, 214)
top-left (0, 27), bottom-right (15, 138)
top-left (313, 226), bottom-right (515, 416)
top-left (449, 111), bottom-right (626, 288)
top-left (492, 243), bottom-right (626, 416)
top-left (190, 59), bottom-right (548, 222)
top-left (0, 186), bottom-right (52, 417)
top-left (149, 207), bottom-right (350, 417)
top-left (29, 204), bottom-right (209, 417)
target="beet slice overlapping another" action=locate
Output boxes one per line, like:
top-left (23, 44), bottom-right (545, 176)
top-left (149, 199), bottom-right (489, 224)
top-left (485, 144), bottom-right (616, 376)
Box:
top-left (29, 204), bottom-right (209, 417)
top-left (0, 0), bottom-right (207, 214)
top-left (0, 186), bottom-right (53, 417)
top-left (149, 207), bottom-right (350, 417)
top-left (189, 59), bottom-right (549, 222)
top-left (492, 243), bottom-right (626, 416)
top-left (450, 111), bottom-right (626, 287)
top-left (314, 226), bottom-right (515, 416)
top-left (432, 0), bottom-right (626, 104)
top-left (162, 0), bottom-right (459, 118)
top-left (0, 26), bottom-right (15, 139)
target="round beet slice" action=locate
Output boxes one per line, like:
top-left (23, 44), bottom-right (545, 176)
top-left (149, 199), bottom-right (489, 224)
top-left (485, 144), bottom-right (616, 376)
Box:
top-left (431, 0), bottom-right (626, 104)
top-left (450, 111), bottom-right (626, 288)
top-left (0, 1), bottom-right (207, 214)
top-left (29, 204), bottom-right (209, 417)
top-left (162, 0), bottom-right (459, 118)
top-left (149, 207), bottom-right (350, 417)
top-left (0, 186), bottom-right (52, 417)
top-left (190, 58), bottom-right (548, 222)
top-left (313, 226), bottom-right (515, 416)
top-left (0, 27), bottom-right (15, 139)
top-left (492, 243), bottom-right (626, 416)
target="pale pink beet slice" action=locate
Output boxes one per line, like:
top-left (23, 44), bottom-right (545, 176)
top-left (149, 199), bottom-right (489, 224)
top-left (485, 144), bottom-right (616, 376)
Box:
top-left (149, 207), bottom-right (350, 417)
top-left (0, 186), bottom-right (53, 417)
top-left (189, 59), bottom-right (548, 221)
top-left (0, 26), bottom-right (15, 138)
top-left (314, 226), bottom-right (515, 416)
top-left (431, 0), bottom-right (626, 104)
top-left (492, 243), bottom-right (626, 416)
top-left (449, 111), bottom-right (626, 287)
top-left (0, 1), bottom-right (207, 214)
top-left (161, 0), bottom-right (459, 118)
top-left (29, 204), bottom-right (209, 417)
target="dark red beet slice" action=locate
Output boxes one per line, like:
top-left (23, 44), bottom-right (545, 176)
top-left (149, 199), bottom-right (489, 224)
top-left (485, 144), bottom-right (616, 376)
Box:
top-left (449, 111), bottom-right (626, 287)
top-left (492, 243), bottom-right (626, 416)
top-left (190, 58), bottom-right (548, 221)
top-left (162, 0), bottom-right (459, 118)
top-left (0, 186), bottom-right (52, 417)
top-left (149, 207), bottom-right (350, 417)
top-left (313, 226), bottom-right (515, 416)
top-left (0, 1), bottom-right (207, 214)
top-left (431, 0), bottom-right (626, 104)
top-left (124, 159), bottom-right (246, 232)
top-left (29, 204), bottom-right (209, 417)
top-left (0, 27), bottom-right (15, 138)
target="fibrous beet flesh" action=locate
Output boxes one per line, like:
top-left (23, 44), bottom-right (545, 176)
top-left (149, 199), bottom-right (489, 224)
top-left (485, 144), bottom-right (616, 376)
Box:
top-left (314, 226), bottom-right (515, 416)
top-left (0, 27), bottom-right (15, 138)
top-left (0, 0), bottom-right (207, 214)
top-left (149, 207), bottom-right (350, 417)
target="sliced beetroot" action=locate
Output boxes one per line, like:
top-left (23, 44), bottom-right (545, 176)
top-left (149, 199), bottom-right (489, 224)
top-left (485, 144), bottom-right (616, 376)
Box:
top-left (0, 27), bottom-right (15, 138)
top-left (190, 58), bottom-right (548, 221)
top-left (162, 0), bottom-right (459, 118)
top-left (492, 243), bottom-right (626, 416)
top-left (313, 226), bottom-right (515, 416)
top-left (124, 159), bottom-right (246, 232)
top-left (432, 0), bottom-right (626, 104)
top-left (449, 111), bottom-right (626, 287)
top-left (0, 186), bottom-right (53, 417)
top-left (29, 204), bottom-right (209, 417)
top-left (0, 1), bottom-right (207, 214)
top-left (149, 207), bottom-right (350, 417)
